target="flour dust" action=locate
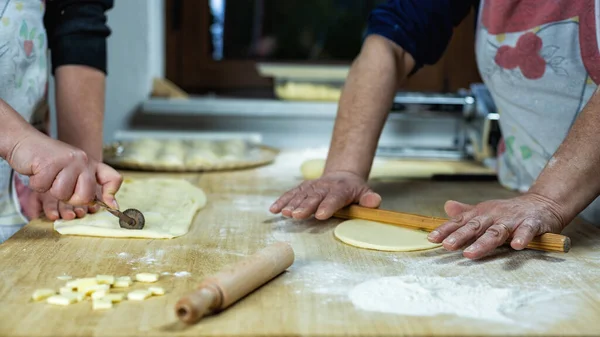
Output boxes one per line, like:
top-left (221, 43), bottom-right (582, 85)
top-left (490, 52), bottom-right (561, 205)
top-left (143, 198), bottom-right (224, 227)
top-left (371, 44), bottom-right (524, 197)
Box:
top-left (349, 275), bottom-right (577, 327)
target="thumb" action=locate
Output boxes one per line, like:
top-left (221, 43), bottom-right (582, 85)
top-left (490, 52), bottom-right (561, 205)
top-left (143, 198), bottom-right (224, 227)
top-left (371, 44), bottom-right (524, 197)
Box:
top-left (96, 163), bottom-right (123, 209)
top-left (358, 190), bottom-right (382, 208)
top-left (444, 200), bottom-right (473, 218)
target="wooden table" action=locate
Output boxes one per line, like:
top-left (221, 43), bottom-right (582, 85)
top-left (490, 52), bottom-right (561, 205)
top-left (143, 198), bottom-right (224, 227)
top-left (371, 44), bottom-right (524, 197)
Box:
top-left (1, 150), bottom-right (600, 336)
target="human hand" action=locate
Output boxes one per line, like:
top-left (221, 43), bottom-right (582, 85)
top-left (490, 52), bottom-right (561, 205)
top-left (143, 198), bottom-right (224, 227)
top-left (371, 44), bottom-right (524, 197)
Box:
top-left (19, 190), bottom-right (101, 221)
top-left (269, 171), bottom-right (381, 220)
top-left (6, 131), bottom-right (122, 207)
top-left (427, 193), bottom-right (567, 259)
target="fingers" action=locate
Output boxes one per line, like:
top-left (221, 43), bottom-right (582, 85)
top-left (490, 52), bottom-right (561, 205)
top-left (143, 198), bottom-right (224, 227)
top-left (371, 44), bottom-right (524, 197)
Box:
top-left (72, 205), bottom-right (88, 218)
top-left (463, 222), bottom-right (512, 259)
top-left (270, 188), bottom-right (300, 214)
top-left (358, 191), bottom-right (381, 208)
top-left (22, 192), bottom-right (42, 220)
top-left (291, 189), bottom-right (327, 219)
top-left (427, 210), bottom-right (476, 243)
top-left (88, 203), bottom-right (100, 214)
top-left (58, 202), bottom-right (76, 220)
top-left (315, 192), bottom-right (350, 220)
top-left (42, 197), bottom-right (60, 220)
top-left (281, 193), bottom-right (307, 218)
top-left (510, 218), bottom-right (541, 250)
top-left (440, 216), bottom-right (494, 251)
top-left (444, 200), bottom-right (474, 218)
top-left (96, 163), bottom-right (122, 209)
top-left (49, 168), bottom-right (78, 202)
top-left (66, 171), bottom-right (96, 206)
top-left (29, 164), bottom-right (61, 194)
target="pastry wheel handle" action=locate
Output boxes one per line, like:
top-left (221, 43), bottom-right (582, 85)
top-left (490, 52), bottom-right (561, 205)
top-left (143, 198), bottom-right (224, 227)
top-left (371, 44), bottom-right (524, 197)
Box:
top-left (92, 197), bottom-right (137, 227)
top-left (333, 205), bottom-right (571, 253)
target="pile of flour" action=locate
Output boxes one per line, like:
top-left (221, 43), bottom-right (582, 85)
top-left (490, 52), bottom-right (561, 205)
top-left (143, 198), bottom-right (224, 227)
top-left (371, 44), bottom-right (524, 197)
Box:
top-left (349, 275), bottom-right (576, 326)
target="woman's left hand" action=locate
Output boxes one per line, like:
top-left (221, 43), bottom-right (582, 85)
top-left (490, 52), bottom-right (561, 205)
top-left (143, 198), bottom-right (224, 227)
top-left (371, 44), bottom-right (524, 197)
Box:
top-left (427, 193), bottom-right (568, 259)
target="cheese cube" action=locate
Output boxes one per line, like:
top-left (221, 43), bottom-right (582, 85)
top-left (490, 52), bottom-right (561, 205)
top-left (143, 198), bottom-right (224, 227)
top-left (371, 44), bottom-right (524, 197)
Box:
top-left (66, 277), bottom-right (98, 290)
top-left (92, 299), bottom-right (113, 310)
top-left (72, 292), bottom-right (86, 302)
top-left (59, 287), bottom-right (74, 295)
top-left (148, 286), bottom-right (165, 296)
top-left (127, 290), bottom-right (151, 301)
top-left (104, 293), bottom-right (125, 303)
top-left (79, 283), bottom-right (110, 296)
top-left (47, 292), bottom-right (83, 306)
top-left (32, 289), bottom-right (56, 301)
top-left (135, 273), bottom-right (159, 283)
top-left (113, 276), bottom-right (133, 288)
top-left (91, 289), bottom-right (109, 300)
top-left (96, 275), bottom-right (115, 285)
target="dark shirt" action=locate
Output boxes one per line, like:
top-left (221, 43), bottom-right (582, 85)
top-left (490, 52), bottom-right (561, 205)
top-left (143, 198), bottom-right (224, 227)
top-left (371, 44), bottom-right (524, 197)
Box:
top-left (44, 0), bottom-right (114, 74)
top-left (365, 0), bottom-right (479, 74)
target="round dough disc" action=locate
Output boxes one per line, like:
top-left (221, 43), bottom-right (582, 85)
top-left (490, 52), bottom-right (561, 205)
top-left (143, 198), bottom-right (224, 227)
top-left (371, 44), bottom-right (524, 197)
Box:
top-left (334, 219), bottom-right (442, 252)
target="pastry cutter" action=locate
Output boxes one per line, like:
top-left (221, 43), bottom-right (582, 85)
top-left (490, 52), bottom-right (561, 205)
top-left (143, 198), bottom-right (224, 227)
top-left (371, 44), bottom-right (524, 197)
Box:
top-left (93, 197), bottom-right (145, 230)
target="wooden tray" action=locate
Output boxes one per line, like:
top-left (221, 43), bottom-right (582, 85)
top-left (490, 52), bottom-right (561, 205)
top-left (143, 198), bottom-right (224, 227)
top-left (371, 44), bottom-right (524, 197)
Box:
top-left (103, 140), bottom-right (279, 172)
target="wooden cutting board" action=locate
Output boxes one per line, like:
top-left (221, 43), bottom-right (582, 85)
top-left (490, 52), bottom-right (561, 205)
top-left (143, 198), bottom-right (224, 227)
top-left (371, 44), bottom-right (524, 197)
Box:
top-left (0, 150), bottom-right (599, 336)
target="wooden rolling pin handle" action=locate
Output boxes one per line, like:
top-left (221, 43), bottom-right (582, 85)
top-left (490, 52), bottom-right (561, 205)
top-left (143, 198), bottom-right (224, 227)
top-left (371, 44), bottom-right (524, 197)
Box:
top-left (175, 242), bottom-right (295, 324)
top-left (334, 205), bottom-right (571, 253)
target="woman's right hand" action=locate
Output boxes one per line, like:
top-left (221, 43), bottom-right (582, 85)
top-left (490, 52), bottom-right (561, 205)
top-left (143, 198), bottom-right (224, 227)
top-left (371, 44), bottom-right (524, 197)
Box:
top-left (269, 171), bottom-right (381, 220)
top-left (6, 130), bottom-right (122, 208)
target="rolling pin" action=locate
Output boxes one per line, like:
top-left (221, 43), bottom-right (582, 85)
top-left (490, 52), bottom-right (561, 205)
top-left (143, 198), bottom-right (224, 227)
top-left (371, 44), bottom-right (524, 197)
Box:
top-left (334, 205), bottom-right (571, 253)
top-left (175, 242), bottom-right (295, 324)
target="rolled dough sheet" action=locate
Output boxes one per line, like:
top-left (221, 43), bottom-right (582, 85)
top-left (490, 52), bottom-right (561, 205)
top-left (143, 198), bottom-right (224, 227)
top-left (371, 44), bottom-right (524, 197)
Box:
top-left (54, 178), bottom-right (207, 239)
top-left (334, 219), bottom-right (441, 252)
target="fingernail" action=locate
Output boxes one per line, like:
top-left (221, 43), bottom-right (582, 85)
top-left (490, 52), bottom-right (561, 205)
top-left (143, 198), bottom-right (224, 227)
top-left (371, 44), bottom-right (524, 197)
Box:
top-left (111, 200), bottom-right (119, 209)
top-left (464, 245), bottom-right (475, 253)
top-left (514, 238), bottom-right (523, 246)
top-left (316, 209), bottom-right (325, 217)
top-left (282, 206), bottom-right (293, 212)
top-left (444, 237), bottom-right (456, 245)
top-left (292, 208), bottom-right (304, 215)
top-left (428, 230), bottom-right (440, 239)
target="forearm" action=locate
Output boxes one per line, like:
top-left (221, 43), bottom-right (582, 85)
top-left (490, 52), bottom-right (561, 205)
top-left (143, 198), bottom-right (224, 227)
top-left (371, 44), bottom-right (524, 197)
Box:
top-left (529, 89), bottom-right (600, 224)
top-left (55, 65), bottom-right (106, 161)
top-left (324, 35), bottom-right (415, 179)
top-left (0, 99), bottom-right (37, 160)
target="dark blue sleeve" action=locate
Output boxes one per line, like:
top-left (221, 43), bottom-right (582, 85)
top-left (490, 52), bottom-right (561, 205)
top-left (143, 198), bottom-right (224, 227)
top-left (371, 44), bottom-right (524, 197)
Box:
top-left (44, 0), bottom-right (114, 74)
top-left (365, 0), bottom-right (474, 74)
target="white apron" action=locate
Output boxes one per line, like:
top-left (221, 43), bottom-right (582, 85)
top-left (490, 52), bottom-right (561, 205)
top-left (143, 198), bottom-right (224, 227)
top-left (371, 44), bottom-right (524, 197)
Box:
top-left (0, 0), bottom-right (48, 242)
top-left (475, 0), bottom-right (600, 225)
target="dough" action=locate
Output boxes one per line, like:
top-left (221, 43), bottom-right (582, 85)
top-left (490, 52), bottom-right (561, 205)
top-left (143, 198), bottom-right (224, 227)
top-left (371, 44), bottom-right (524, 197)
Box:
top-left (275, 82), bottom-right (341, 101)
top-left (54, 178), bottom-right (207, 239)
top-left (334, 219), bottom-right (441, 252)
top-left (301, 158), bottom-right (454, 180)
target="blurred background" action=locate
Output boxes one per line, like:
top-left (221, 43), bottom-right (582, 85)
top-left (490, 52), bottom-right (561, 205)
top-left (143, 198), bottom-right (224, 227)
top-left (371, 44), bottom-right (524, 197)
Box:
top-left (50, 0), bottom-right (493, 165)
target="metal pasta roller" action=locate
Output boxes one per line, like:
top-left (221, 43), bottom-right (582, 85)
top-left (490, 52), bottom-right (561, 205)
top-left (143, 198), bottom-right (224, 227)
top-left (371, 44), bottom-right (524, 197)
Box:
top-left (93, 197), bottom-right (145, 230)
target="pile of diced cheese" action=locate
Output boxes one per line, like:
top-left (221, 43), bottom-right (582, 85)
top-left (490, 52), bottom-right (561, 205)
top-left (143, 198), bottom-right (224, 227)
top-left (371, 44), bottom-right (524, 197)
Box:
top-left (31, 273), bottom-right (164, 310)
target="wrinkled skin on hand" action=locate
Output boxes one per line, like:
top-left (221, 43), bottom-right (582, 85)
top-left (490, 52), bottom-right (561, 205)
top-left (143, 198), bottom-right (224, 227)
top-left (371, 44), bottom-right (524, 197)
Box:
top-left (428, 193), bottom-right (566, 259)
top-left (270, 171), bottom-right (381, 220)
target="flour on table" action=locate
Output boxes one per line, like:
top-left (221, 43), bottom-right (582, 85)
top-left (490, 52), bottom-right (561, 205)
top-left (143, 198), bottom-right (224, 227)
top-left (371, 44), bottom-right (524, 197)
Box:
top-left (349, 275), bottom-right (577, 326)
top-left (174, 271), bottom-right (191, 278)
